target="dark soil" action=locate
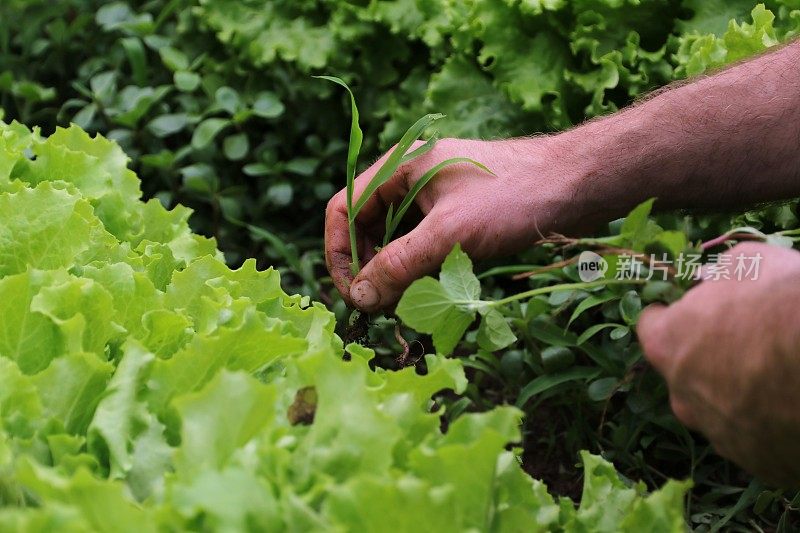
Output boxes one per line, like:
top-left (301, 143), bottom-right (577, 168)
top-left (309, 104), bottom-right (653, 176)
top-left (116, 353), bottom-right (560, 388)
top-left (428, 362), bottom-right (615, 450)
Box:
top-left (520, 405), bottom-right (584, 502)
top-left (342, 311), bottom-right (370, 354)
top-left (287, 386), bottom-right (317, 426)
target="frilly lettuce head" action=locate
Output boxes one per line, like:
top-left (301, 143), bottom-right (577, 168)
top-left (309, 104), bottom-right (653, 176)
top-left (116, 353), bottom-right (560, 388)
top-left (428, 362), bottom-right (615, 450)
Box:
top-left (0, 121), bottom-right (687, 531)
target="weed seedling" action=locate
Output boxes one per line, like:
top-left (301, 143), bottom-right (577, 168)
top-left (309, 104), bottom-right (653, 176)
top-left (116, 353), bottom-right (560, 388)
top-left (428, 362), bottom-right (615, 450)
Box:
top-left (317, 76), bottom-right (491, 274)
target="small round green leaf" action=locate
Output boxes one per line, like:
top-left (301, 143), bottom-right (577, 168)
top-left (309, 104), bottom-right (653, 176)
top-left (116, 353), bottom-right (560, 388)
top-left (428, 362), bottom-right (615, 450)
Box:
top-left (147, 113), bottom-right (188, 138)
top-left (587, 377), bottom-right (619, 402)
top-left (223, 133), bottom-right (249, 161)
top-left (541, 346), bottom-right (575, 373)
top-left (253, 91), bottom-right (285, 118)
top-left (243, 163), bottom-right (271, 177)
top-left (500, 350), bottom-right (525, 380)
top-left (159, 46), bottom-right (189, 71)
top-left (180, 163), bottom-right (218, 193)
top-left (191, 118), bottom-right (229, 149)
top-left (609, 325), bottom-right (630, 340)
top-left (266, 183), bottom-right (293, 207)
top-left (73, 104), bottom-right (97, 129)
top-left (284, 158), bottom-right (318, 176)
top-left (174, 71), bottom-right (200, 92)
top-left (215, 86), bottom-right (240, 115)
top-left (619, 290), bottom-right (642, 325)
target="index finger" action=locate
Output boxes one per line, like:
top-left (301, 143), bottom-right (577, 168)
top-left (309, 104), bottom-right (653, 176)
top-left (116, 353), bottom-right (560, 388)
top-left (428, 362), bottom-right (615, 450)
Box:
top-left (325, 188), bottom-right (356, 305)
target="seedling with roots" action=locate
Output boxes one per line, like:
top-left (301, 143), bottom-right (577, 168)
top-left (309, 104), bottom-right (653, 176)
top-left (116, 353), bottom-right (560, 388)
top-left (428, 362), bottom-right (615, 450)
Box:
top-left (317, 76), bottom-right (491, 275)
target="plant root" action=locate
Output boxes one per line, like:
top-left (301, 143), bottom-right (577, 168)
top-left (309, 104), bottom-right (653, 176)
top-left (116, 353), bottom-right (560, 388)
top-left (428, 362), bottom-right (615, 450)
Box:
top-left (394, 323), bottom-right (424, 368)
top-left (395, 323), bottom-right (410, 366)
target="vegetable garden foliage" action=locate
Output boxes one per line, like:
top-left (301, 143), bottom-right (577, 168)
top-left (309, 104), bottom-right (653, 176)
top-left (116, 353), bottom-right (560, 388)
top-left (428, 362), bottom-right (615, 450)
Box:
top-left (1, 0), bottom-right (800, 530)
top-left (2, 0), bottom-right (799, 300)
top-left (0, 121), bottom-right (691, 531)
top-left (393, 208), bottom-right (800, 530)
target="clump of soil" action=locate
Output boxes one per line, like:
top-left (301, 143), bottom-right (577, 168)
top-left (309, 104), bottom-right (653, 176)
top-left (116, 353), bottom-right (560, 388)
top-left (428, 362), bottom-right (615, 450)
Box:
top-left (287, 386), bottom-right (317, 425)
top-left (342, 311), bottom-right (370, 357)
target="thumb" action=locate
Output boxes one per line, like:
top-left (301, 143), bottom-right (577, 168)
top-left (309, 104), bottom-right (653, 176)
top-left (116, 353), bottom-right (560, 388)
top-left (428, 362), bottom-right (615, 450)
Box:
top-left (636, 304), bottom-right (675, 378)
top-left (349, 215), bottom-right (451, 312)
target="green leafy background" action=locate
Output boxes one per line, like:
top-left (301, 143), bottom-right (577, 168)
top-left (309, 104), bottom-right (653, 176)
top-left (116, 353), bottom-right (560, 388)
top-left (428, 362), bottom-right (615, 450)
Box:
top-left (1, 0), bottom-right (800, 530)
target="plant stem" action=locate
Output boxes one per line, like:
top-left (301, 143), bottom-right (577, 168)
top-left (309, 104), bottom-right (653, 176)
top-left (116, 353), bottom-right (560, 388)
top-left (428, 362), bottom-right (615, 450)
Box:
top-left (348, 215), bottom-right (360, 276)
top-left (488, 279), bottom-right (648, 307)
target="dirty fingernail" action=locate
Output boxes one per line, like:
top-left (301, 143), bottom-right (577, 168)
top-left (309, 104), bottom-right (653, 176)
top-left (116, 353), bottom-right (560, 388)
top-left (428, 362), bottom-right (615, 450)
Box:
top-left (351, 280), bottom-right (379, 309)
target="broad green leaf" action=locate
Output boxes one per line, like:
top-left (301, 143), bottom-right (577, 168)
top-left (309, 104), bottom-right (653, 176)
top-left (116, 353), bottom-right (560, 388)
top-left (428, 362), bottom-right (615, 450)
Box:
top-left (396, 277), bottom-right (474, 356)
top-left (610, 325), bottom-right (630, 340)
top-left (439, 243), bottom-right (481, 301)
top-left (541, 346), bottom-right (575, 373)
top-left (0, 358), bottom-right (42, 436)
top-left (88, 341), bottom-right (155, 478)
top-left (174, 371), bottom-right (276, 476)
top-left (476, 309), bottom-right (516, 351)
top-left (16, 460), bottom-right (155, 533)
top-left (95, 2), bottom-right (135, 31)
top-left (0, 184), bottom-right (109, 276)
top-left (587, 377), bottom-right (619, 402)
top-left (147, 311), bottom-right (305, 410)
top-left (620, 198), bottom-right (657, 244)
top-left (126, 415), bottom-right (171, 502)
top-left (0, 271), bottom-right (61, 374)
top-left (568, 452), bottom-right (691, 531)
top-left (397, 245), bottom-right (482, 354)
top-left (656, 230), bottom-right (688, 257)
top-left (30, 273), bottom-right (118, 356)
top-left (33, 352), bottom-right (113, 435)
top-left (171, 467), bottom-right (282, 531)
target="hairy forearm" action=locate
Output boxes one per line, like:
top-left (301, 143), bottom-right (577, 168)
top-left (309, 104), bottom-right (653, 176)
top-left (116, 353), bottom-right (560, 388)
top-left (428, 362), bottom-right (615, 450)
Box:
top-left (559, 39), bottom-right (800, 221)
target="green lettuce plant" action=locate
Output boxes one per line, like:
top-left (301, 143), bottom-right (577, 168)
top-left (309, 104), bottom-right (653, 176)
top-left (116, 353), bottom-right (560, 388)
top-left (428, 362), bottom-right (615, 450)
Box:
top-left (0, 120), bottom-right (688, 531)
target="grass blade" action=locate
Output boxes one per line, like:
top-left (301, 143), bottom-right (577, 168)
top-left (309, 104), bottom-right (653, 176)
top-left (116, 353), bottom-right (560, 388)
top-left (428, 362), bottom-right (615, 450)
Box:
top-left (352, 112), bottom-right (445, 216)
top-left (315, 75), bottom-right (363, 274)
top-left (383, 157), bottom-right (493, 245)
top-left (384, 203), bottom-right (394, 247)
top-left (400, 133), bottom-right (438, 164)
top-left (314, 76), bottom-right (362, 191)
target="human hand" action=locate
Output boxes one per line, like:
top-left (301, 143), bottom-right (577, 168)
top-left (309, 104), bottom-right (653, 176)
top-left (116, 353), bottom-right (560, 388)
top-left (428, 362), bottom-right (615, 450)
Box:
top-left (637, 242), bottom-right (800, 487)
top-left (325, 137), bottom-right (588, 312)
